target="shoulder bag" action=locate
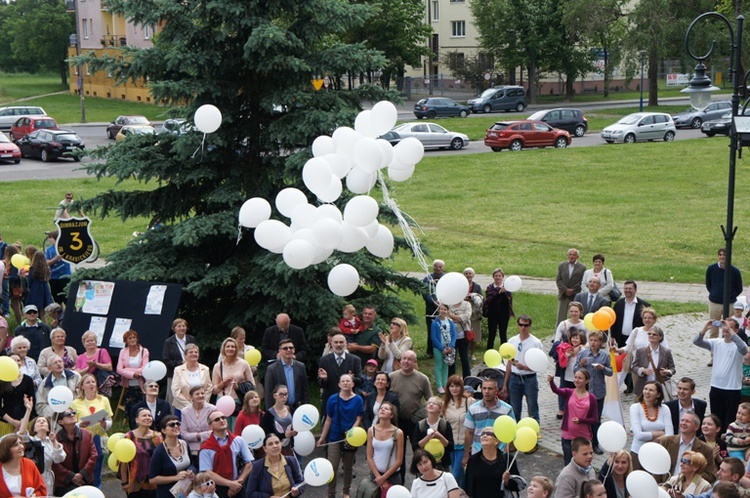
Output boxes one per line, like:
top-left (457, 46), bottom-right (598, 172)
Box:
top-left (95, 348), bottom-right (120, 397)
top-left (605, 269), bottom-right (622, 301)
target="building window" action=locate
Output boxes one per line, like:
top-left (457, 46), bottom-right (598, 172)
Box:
top-left (431, 0), bottom-right (439, 21)
top-left (450, 0), bottom-right (464, 2)
top-left (85, 64), bottom-right (90, 75)
top-left (448, 52), bottom-right (464, 66)
top-left (144, 25), bottom-right (152, 39)
top-left (82, 19), bottom-right (89, 39)
top-left (451, 21), bottom-right (465, 37)
top-left (478, 52), bottom-right (495, 69)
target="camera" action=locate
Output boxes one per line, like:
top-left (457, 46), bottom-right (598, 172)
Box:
top-left (712, 320), bottom-right (723, 327)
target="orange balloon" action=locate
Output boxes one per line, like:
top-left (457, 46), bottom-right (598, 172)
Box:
top-left (592, 309), bottom-right (611, 331)
top-left (600, 306), bottom-right (616, 326)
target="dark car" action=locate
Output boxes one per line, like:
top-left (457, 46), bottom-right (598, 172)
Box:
top-left (672, 101), bottom-right (731, 129)
top-left (17, 129), bottom-right (85, 162)
top-left (0, 132), bottom-right (21, 163)
top-left (527, 108), bottom-right (588, 137)
top-left (700, 109), bottom-right (750, 137)
top-left (106, 115), bottom-right (151, 139)
top-left (484, 120), bottom-right (571, 152)
top-left (10, 116), bottom-right (59, 141)
top-left (467, 85), bottom-right (527, 113)
top-left (413, 97), bottom-right (470, 119)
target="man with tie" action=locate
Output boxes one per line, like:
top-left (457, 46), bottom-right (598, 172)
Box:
top-left (318, 333), bottom-right (362, 411)
top-left (574, 277), bottom-right (610, 315)
top-left (555, 249), bottom-right (587, 325)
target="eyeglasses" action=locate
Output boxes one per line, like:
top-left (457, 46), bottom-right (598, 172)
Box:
top-left (276, 392), bottom-right (289, 397)
top-left (167, 421), bottom-right (182, 428)
top-left (480, 432), bottom-right (496, 437)
top-left (280, 346), bottom-right (295, 350)
top-left (681, 458), bottom-right (692, 465)
top-left (210, 416), bottom-right (227, 423)
top-left (147, 384), bottom-right (159, 388)
top-left (61, 411), bottom-right (76, 418)
top-left (518, 323), bottom-right (530, 328)
top-left (198, 480), bottom-right (215, 488)
top-left (390, 322), bottom-right (400, 326)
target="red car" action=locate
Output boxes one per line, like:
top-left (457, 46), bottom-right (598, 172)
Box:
top-left (10, 116), bottom-right (59, 141)
top-left (484, 120), bottom-right (571, 152)
top-left (0, 132), bottom-right (21, 163)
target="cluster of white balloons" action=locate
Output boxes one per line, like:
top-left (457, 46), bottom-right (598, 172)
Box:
top-left (236, 100), bottom-right (421, 297)
top-left (434, 272), bottom-right (524, 306)
top-left (239, 404), bottom-right (320, 457)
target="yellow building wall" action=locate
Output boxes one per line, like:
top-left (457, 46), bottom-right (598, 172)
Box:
top-left (67, 47), bottom-right (155, 103)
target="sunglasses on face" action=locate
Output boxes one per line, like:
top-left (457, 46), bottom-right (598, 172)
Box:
top-left (198, 480), bottom-right (215, 488)
top-left (167, 421), bottom-right (182, 428)
top-left (480, 432), bottom-right (496, 437)
top-left (518, 323), bottom-right (530, 328)
top-left (61, 411), bottom-right (76, 418)
top-left (681, 458), bottom-right (692, 465)
top-left (280, 346), bottom-right (295, 350)
top-left (211, 416), bottom-right (227, 423)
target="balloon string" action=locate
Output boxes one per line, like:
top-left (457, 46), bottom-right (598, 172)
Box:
top-left (318, 438), bottom-right (346, 446)
top-left (508, 449), bottom-right (519, 470)
top-left (236, 224), bottom-right (243, 245)
top-left (279, 481), bottom-right (305, 497)
top-left (603, 455), bottom-right (615, 480)
top-left (191, 133), bottom-right (206, 160)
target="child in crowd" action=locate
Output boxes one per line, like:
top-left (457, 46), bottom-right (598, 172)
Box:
top-left (357, 359), bottom-right (379, 398)
top-left (723, 402), bottom-right (750, 460)
top-left (731, 302), bottom-right (746, 330)
top-left (338, 304), bottom-right (363, 342)
top-left (188, 472), bottom-right (220, 498)
top-left (743, 351), bottom-right (750, 404)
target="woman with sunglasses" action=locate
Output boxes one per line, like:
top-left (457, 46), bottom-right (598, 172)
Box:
top-left (120, 407), bottom-right (163, 497)
top-left (261, 384), bottom-right (297, 456)
top-left (70, 372), bottom-right (113, 488)
top-left (246, 433), bottom-right (304, 498)
top-left (662, 451), bottom-right (711, 494)
top-left (465, 428), bottom-right (521, 498)
top-left (378, 318), bottom-right (413, 374)
top-left (150, 415), bottom-right (196, 498)
top-left (188, 472), bottom-right (219, 498)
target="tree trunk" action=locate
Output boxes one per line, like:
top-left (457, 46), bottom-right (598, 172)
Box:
top-left (648, 53), bottom-right (658, 106)
top-left (59, 59), bottom-right (68, 87)
top-left (565, 75), bottom-right (574, 99)
top-left (527, 60), bottom-right (536, 104)
top-left (602, 45), bottom-right (610, 98)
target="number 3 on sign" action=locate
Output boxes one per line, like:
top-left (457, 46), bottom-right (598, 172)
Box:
top-left (70, 232), bottom-right (83, 250)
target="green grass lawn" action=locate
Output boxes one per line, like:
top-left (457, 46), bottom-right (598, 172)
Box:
top-left (0, 72), bottom-right (67, 102)
top-left (18, 93), bottom-right (173, 124)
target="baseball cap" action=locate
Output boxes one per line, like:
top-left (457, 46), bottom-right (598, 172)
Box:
top-left (23, 304), bottom-right (38, 313)
top-left (735, 301), bottom-right (745, 310)
top-left (366, 359), bottom-right (378, 367)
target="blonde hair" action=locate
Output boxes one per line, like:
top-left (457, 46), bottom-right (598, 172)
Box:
top-left (342, 304), bottom-right (356, 316)
top-left (390, 317), bottom-right (410, 337)
top-left (531, 476), bottom-right (554, 498)
top-left (81, 330), bottom-right (97, 345)
top-left (76, 373), bottom-right (99, 399)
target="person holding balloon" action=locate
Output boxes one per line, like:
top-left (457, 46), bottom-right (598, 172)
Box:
top-left (464, 428), bottom-right (522, 498)
top-left (409, 448), bottom-right (460, 498)
top-left (70, 373), bottom-right (113, 488)
top-left (574, 330), bottom-right (613, 455)
top-left (0, 434), bottom-right (47, 497)
top-left (120, 407), bottom-right (163, 497)
top-left (413, 396), bottom-right (454, 470)
top-left (35, 354), bottom-right (81, 419)
top-left (597, 449), bottom-right (631, 498)
top-left (261, 384), bottom-right (297, 457)
top-left (484, 268), bottom-right (515, 350)
top-left (18, 394), bottom-right (65, 494)
top-left (117, 330), bottom-right (151, 416)
top-left (246, 433), bottom-right (304, 498)
top-left (548, 370), bottom-right (598, 466)
top-left (149, 414), bottom-right (196, 498)
top-left (430, 304), bottom-right (456, 395)
top-left (52, 408), bottom-right (98, 495)
top-left (0, 353), bottom-right (37, 436)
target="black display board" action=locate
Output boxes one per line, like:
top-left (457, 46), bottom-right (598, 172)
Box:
top-left (63, 279), bottom-right (183, 360)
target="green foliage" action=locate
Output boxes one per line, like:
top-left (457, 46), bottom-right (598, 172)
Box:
top-left (443, 52), bottom-right (493, 91)
top-left (73, 0), bottom-right (423, 352)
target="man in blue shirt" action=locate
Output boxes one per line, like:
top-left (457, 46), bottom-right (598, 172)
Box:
top-left (45, 230), bottom-right (72, 306)
top-left (263, 338), bottom-right (309, 410)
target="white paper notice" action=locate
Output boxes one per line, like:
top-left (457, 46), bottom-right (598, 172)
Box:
top-left (109, 318), bottom-right (132, 349)
top-left (89, 316), bottom-right (108, 346)
top-left (80, 409), bottom-right (108, 425)
top-left (145, 285), bottom-right (167, 315)
top-left (74, 280), bottom-right (115, 315)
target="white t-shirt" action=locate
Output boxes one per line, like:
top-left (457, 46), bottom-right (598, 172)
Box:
top-left (128, 354), bottom-right (141, 386)
top-left (508, 334), bottom-right (543, 376)
top-left (411, 471), bottom-right (458, 498)
top-left (2, 467), bottom-right (21, 495)
top-left (187, 369), bottom-right (203, 387)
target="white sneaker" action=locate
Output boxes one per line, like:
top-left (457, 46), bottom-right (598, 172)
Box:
top-left (437, 387), bottom-right (445, 394)
top-left (471, 355), bottom-right (477, 361)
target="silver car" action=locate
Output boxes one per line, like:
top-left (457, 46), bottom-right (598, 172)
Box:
top-left (601, 112), bottom-right (676, 144)
top-left (0, 106), bottom-right (46, 130)
top-left (672, 101), bottom-right (731, 129)
top-left (381, 122), bottom-right (470, 150)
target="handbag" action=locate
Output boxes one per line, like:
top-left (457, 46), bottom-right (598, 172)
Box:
top-left (465, 329), bottom-right (476, 342)
top-left (605, 269), bottom-right (622, 301)
top-left (94, 349), bottom-right (120, 397)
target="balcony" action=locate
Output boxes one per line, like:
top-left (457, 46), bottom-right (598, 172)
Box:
top-left (100, 35), bottom-right (127, 47)
top-left (101, 0), bottom-right (109, 10)
top-left (65, 0), bottom-right (75, 12)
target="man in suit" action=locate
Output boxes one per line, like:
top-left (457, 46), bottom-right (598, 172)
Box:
top-left (556, 249), bottom-right (587, 325)
top-left (260, 313), bottom-right (309, 363)
top-left (422, 259), bottom-right (445, 357)
top-left (657, 411), bottom-right (716, 484)
top-left (317, 333), bottom-right (362, 410)
top-left (129, 381), bottom-right (170, 430)
top-left (574, 276), bottom-right (610, 315)
top-left (665, 377), bottom-right (707, 436)
top-left (611, 280), bottom-right (650, 393)
top-left (264, 338), bottom-right (309, 410)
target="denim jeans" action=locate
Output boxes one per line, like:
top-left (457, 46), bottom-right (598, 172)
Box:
top-left (451, 446), bottom-right (465, 488)
top-left (561, 438), bottom-right (572, 466)
top-left (509, 373), bottom-right (539, 423)
top-left (93, 434), bottom-right (103, 488)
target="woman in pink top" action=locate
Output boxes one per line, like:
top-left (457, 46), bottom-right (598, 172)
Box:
top-left (116, 330), bottom-right (150, 417)
top-left (75, 330), bottom-right (113, 376)
top-left (548, 369), bottom-right (598, 466)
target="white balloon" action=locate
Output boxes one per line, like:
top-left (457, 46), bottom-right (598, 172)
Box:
top-left (310, 246), bottom-right (334, 265)
top-left (312, 135), bottom-right (336, 157)
top-left (67, 485), bottom-right (106, 498)
top-left (323, 153), bottom-right (352, 179)
top-left (332, 127), bottom-right (361, 158)
top-left (317, 176), bottom-right (342, 203)
top-left (194, 104), bottom-right (222, 134)
top-left (337, 223), bottom-right (369, 253)
top-left (344, 195), bottom-right (379, 227)
top-left (504, 275), bottom-right (523, 293)
top-left (304, 457), bottom-right (334, 486)
top-left (316, 204), bottom-right (343, 222)
top-left (597, 421), bottom-right (627, 453)
top-left (366, 224), bottom-right (394, 258)
top-left (254, 219), bottom-right (292, 251)
top-left (363, 219), bottom-right (380, 239)
top-left (435, 272), bottom-right (469, 305)
top-left (524, 348), bottom-right (549, 373)
top-left (328, 263), bottom-right (360, 296)
top-left (638, 442), bottom-right (672, 474)
top-left (312, 218), bottom-right (344, 250)
top-left (239, 197), bottom-right (272, 228)
top-left (294, 431), bottom-right (317, 456)
top-left (354, 110), bottom-right (378, 138)
top-left (47, 386), bottom-right (74, 413)
top-left (393, 136), bottom-right (424, 165)
top-left (346, 167), bottom-right (376, 194)
top-left (658, 488), bottom-right (671, 498)
top-left (353, 137), bottom-right (383, 173)
top-left (241, 425), bottom-right (266, 449)
top-left (275, 188), bottom-right (308, 218)
top-left (626, 471), bottom-right (658, 498)
top-left (376, 139), bottom-right (394, 169)
top-left (292, 404), bottom-right (320, 432)
top-left (388, 165), bottom-right (415, 182)
top-left (283, 239), bottom-right (316, 270)
top-left (302, 157), bottom-right (333, 195)
top-left (389, 156), bottom-right (412, 170)
top-left (290, 203), bottom-right (318, 230)
top-left (386, 485), bottom-right (412, 498)
top-left (142, 360), bottom-right (167, 382)
top-left (371, 101), bottom-right (399, 135)
top-left (291, 228), bottom-right (316, 243)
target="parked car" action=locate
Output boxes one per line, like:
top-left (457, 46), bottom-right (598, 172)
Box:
top-left (484, 120), bottom-right (571, 152)
top-left (527, 108), bottom-right (588, 137)
top-left (0, 106), bottom-right (46, 130)
top-left (600, 112), bottom-right (676, 144)
top-left (17, 129), bottom-right (85, 162)
top-left (116, 124), bottom-right (157, 141)
top-left (10, 116), bottom-right (59, 141)
top-left (106, 115), bottom-right (151, 139)
top-left (672, 101), bottom-right (731, 129)
top-left (467, 85), bottom-right (527, 113)
top-left (413, 98), bottom-right (471, 119)
top-left (381, 122), bottom-right (470, 150)
top-left (0, 132), bottom-right (21, 163)
top-left (161, 118), bottom-right (194, 135)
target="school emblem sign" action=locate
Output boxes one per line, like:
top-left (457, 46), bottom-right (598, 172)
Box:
top-left (55, 216), bottom-right (97, 264)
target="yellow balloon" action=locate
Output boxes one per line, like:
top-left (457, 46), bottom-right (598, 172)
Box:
top-left (425, 439), bottom-right (444, 460)
top-left (114, 438), bottom-right (137, 463)
top-left (517, 417), bottom-right (540, 434)
top-left (514, 426), bottom-right (537, 453)
top-left (107, 432), bottom-right (125, 452)
top-left (484, 349), bottom-right (502, 368)
top-left (10, 254), bottom-right (29, 270)
top-left (0, 356), bottom-right (19, 382)
top-left (345, 427), bottom-right (367, 447)
top-left (108, 453), bottom-right (119, 472)
top-left (592, 309), bottom-right (611, 331)
top-left (493, 415), bottom-right (517, 443)
top-left (583, 313), bottom-right (597, 331)
top-left (499, 343), bottom-right (516, 361)
top-left (244, 348), bottom-right (262, 367)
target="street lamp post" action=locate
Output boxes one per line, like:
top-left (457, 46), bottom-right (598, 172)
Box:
top-left (683, 12), bottom-right (743, 318)
top-left (639, 50), bottom-right (646, 112)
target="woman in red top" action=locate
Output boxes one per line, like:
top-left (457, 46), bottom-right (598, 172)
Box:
top-left (234, 390), bottom-right (264, 436)
top-left (548, 369), bottom-right (598, 467)
top-left (0, 434), bottom-right (47, 497)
